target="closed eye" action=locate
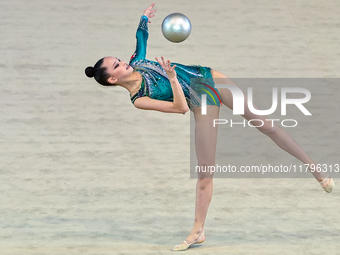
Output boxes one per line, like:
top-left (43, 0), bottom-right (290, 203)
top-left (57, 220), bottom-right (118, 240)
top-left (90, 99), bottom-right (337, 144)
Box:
top-left (114, 59), bottom-right (121, 69)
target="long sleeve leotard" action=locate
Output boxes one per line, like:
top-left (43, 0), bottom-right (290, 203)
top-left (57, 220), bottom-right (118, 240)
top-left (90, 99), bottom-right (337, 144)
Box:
top-left (129, 15), bottom-right (222, 110)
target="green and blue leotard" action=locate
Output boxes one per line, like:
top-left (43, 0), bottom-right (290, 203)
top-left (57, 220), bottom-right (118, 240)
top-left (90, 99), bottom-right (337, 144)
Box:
top-left (129, 15), bottom-right (222, 110)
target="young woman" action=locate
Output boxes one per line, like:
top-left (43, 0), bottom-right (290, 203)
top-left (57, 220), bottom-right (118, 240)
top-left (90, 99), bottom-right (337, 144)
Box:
top-left (85, 3), bottom-right (335, 251)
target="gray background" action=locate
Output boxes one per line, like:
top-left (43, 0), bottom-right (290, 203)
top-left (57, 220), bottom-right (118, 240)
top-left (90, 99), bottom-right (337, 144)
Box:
top-left (1, 0), bottom-right (339, 254)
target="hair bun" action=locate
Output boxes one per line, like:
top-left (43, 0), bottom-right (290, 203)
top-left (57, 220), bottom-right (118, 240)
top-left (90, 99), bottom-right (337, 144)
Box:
top-left (85, 66), bottom-right (95, 78)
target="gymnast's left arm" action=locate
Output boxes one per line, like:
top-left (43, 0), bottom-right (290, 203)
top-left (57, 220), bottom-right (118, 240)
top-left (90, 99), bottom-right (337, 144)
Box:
top-left (131, 3), bottom-right (156, 61)
top-left (143, 3), bottom-right (156, 23)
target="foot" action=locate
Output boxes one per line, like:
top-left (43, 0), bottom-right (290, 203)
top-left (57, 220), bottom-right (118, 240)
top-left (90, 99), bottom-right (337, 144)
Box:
top-left (317, 175), bottom-right (335, 193)
top-left (171, 230), bottom-right (205, 251)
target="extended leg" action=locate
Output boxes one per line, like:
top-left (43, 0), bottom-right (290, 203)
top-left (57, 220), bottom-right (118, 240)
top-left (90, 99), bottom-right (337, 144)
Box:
top-left (172, 105), bottom-right (219, 251)
top-left (212, 70), bottom-right (332, 187)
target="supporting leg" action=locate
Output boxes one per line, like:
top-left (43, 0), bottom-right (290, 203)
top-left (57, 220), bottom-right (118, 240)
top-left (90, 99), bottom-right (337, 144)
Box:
top-left (172, 105), bottom-right (219, 251)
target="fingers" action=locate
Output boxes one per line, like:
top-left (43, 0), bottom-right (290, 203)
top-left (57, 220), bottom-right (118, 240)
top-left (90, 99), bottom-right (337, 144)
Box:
top-left (149, 2), bottom-right (155, 9)
top-left (155, 56), bottom-right (165, 67)
top-left (144, 2), bottom-right (156, 18)
top-left (146, 3), bottom-right (155, 12)
top-left (155, 57), bottom-right (162, 64)
top-left (155, 56), bottom-right (166, 67)
top-left (145, 6), bottom-right (156, 22)
top-left (155, 57), bottom-right (175, 70)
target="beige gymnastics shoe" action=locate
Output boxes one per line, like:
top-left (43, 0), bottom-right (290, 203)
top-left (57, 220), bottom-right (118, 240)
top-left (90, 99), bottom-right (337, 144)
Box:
top-left (319, 175), bottom-right (335, 193)
top-left (171, 232), bottom-right (205, 251)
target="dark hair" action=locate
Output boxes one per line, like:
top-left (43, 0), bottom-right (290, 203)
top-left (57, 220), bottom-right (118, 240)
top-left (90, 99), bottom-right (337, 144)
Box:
top-left (85, 58), bottom-right (111, 86)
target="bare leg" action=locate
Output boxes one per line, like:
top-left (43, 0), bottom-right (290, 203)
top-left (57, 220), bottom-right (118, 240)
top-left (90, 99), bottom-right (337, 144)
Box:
top-left (211, 69), bottom-right (332, 186)
top-left (173, 105), bottom-right (219, 249)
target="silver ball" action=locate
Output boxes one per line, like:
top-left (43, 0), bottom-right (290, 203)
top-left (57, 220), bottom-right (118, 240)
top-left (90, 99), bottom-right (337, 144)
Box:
top-left (161, 13), bottom-right (191, 43)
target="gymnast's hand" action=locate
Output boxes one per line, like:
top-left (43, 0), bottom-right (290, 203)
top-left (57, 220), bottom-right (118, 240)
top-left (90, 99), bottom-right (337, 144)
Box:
top-left (155, 56), bottom-right (177, 80)
top-left (143, 3), bottom-right (156, 23)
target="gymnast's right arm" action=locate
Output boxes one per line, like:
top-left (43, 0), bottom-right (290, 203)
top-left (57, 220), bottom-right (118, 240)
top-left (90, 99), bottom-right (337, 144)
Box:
top-left (134, 57), bottom-right (190, 114)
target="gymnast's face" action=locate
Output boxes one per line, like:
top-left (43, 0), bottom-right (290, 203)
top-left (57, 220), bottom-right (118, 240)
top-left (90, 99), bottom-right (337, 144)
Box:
top-left (103, 56), bottom-right (133, 84)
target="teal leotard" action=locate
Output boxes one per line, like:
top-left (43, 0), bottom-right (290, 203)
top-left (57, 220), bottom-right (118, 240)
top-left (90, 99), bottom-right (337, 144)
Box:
top-left (129, 15), bottom-right (222, 110)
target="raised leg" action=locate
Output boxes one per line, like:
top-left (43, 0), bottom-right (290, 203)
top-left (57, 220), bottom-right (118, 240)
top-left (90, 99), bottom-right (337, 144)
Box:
top-left (211, 69), bottom-right (332, 187)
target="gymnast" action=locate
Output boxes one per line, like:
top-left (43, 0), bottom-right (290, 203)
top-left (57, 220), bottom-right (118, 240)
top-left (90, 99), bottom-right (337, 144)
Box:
top-left (85, 3), bottom-right (334, 251)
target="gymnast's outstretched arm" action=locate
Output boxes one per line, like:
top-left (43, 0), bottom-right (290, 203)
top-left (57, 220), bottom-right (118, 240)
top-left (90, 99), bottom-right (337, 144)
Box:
top-left (131, 3), bottom-right (156, 61)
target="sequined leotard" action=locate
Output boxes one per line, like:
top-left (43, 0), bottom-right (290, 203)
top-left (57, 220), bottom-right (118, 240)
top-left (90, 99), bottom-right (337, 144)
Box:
top-left (129, 15), bottom-right (222, 110)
